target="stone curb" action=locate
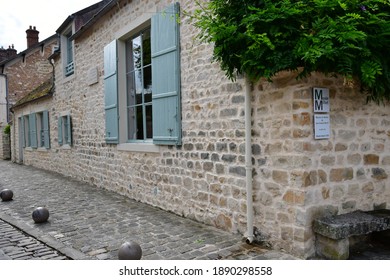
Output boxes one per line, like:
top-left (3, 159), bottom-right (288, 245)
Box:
top-left (0, 212), bottom-right (92, 260)
top-left (0, 249), bottom-right (11, 260)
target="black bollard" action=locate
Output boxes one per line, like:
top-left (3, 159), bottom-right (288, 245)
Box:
top-left (32, 207), bottom-right (50, 223)
top-left (0, 189), bottom-right (13, 201)
top-left (118, 241), bottom-right (142, 260)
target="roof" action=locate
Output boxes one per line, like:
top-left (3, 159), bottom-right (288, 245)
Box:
top-left (70, 0), bottom-right (118, 41)
top-left (50, 1), bottom-right (113, 60)
top-left (11, 78), bottom-right (54, 110)
top-left (0, 35), bottom-right (57, 69)
top-left (56, 0), bottom-right (113, 34)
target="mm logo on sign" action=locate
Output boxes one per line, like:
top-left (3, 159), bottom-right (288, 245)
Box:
top-left (313, 87), bottom-right (329, 113)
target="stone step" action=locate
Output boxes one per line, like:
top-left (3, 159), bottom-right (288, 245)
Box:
top-left (313, 209), bottom-right (390, 239)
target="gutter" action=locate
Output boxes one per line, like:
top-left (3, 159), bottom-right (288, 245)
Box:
top-left (245, 76), bottom-right (254, 244)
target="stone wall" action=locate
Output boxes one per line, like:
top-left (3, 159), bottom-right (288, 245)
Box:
top-left (0, 128), bottom-right (11, 160)
top-left (251, 72), bottom-right (390, 257)
top-left (3, 40), bottom-right (56, 107)
top-left (11, 0), bottom-right (390, 258)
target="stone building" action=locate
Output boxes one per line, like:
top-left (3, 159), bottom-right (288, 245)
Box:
top-left (0, 27), bottom-right (57, 159)
top-left (10, 0), bottom-right (390, 258)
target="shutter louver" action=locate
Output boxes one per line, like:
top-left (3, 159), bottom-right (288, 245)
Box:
top-left (29, 113), bottom-right (37, 148)
top-left (151, 2), bottom-right (181, 145)
top-left (104, 40), bottom-right (119, 144)
top-left (43, 110), bottom-right (50, 148)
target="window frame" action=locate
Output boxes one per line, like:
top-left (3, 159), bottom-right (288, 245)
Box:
top-left (36, 111), bottom-right (50, 149)
top-left (65, 31), bottom-right (74, 76)
top-left (126, 27), bottom-right (153, 142)
top-left (19, 111), bottom-right (50, 150)
top-left (104, 3), bottom-right (181, 151)
top-left (58, 114), bottom-right (72, 147)
top-left (23, 115), bottom-right (30, 147)
top-left (61, 25), bottom-right (75, 78)
top-left (37, 112), bottom-right (45, 147)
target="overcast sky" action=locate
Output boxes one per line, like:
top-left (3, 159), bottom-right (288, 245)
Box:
top-left (0, 0), bottom-right (100, 52)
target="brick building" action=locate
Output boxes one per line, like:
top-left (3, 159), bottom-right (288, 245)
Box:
top-left (10, 0), bottom-right (390, 258)
top-left (0, 26), bottom-right (57, 159)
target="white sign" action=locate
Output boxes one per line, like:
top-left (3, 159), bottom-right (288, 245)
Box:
top-left (87, 67), bottom-right (99, 86)
top-left (313, 87), bottom-right (329, 113)
top-left (314, 114), bottom-right (330, 139)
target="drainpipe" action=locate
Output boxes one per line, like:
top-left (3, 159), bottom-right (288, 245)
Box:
top-left (49, 58), bottom-right (55, 90)
top-left (245, 76), bottom-right (254, 244)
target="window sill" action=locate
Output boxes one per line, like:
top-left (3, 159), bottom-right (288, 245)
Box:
top-left (60, 144), bottom-right (72, 150)
top-left (117, 143), bottom-right (160, 153)
top-left (37, 147), bottom-right (49, 152)
top-left (62, 73), bottom-right (75, 84)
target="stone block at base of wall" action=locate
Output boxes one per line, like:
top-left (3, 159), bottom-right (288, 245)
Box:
top-left (0, 132), bottom-right (11, 160)
top-left (315, 235), bottom-right (349, 260)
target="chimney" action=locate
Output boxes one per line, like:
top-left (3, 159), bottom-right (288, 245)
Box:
top-left (7, 45), bottom-right (17, 58)
top-left (26, 26), bottom-right (39, 48)
top-left (0, 45), bottom-right (17, 63)
top-left (0, 48), bottom-right (7, 63)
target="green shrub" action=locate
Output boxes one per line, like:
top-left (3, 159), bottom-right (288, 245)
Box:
top-left (192, 0), bottom-right (390, 103)
top-left (3, 124), bottom-right (10, 135)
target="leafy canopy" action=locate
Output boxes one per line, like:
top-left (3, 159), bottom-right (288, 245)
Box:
top-left (192, 0), bottom-right (390, 103)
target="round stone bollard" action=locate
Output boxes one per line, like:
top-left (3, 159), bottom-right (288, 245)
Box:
top-left (118, 241), bottom-right (142, 260)
top-left (0, 189), bottom-right (13, 201)
top-left (32, 207), bottom-right (50, 223)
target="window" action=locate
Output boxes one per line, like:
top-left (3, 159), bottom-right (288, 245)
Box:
top-left (58, 114), bottom-right (72, 146)
top-left (38, 112), bottom-right (45, 147)
top-left (103, 3), bottom-right (181, 146)
top-left (65, 31), bottom-right (74, 76)
top-left (36, 111), bottom-right (50, 148)
top-left (126, 29), bottom-right (153, 141)
top-left (23, 115), bottom-right (30, 147)
top-left (19, 111), bottom-right (50, 149)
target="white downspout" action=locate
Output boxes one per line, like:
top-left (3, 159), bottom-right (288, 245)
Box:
top-left (245, 76), bottom-right (254, 244)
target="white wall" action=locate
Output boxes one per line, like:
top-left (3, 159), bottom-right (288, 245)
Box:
top-left (0, 75), bottom-right (7, 125)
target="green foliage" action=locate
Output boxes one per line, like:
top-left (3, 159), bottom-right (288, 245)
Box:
top-left (192, 0), bottom-right (390, 103)
top-left (3, 124), bottom-right (10, 135)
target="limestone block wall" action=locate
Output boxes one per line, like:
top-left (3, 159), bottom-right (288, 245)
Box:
top-left (251, 72), bottom-right (390, 257)
top-left (11, 98), bottom-right (53, 164)
top-left (0, 128), bottom-right (11, 160)
top-left (16, 0), bottom-right (251, 234)
top-left (12, 0), bottom-right (390, 258)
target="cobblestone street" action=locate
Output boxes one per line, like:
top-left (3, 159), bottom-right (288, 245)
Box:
top-left (0, 160), bottom-right (297, 260)
top-left (0, 219), bottom-right (68, 260)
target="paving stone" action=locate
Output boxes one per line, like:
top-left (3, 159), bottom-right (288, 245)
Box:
top-left (40, 253), bottom-right (62, 260)
top-left (0, 219), bottom-right (69, 260)
top-left (87, 248), bottom-right (107, 256)
top-left (96, 253), bottom-right (110, 260)
top-left (8, 251), bottom-right (32, 258)
top-left (0, 160), bottom-right (299, 260)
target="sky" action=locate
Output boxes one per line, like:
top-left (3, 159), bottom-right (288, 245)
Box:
top-left (0, 0), bottom-right (101, 52)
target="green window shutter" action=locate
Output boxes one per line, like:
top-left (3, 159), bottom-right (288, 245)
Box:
top-left (151, 2), bottom-right (181, 145)
top-left (25, 116), bottom-right (30, 147)
top-left (104, 40), bottom-right (119, 144)
top-left (19, 116), bottom-right (25, 148)
top-left (43, 110), bottom-right (50, 148)
top-left (58, 116), bottom-right (63, 146)
top-left (66, 114), bottom-right (72, 145)
top-left (29, 113), bottom-right (38, 148)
